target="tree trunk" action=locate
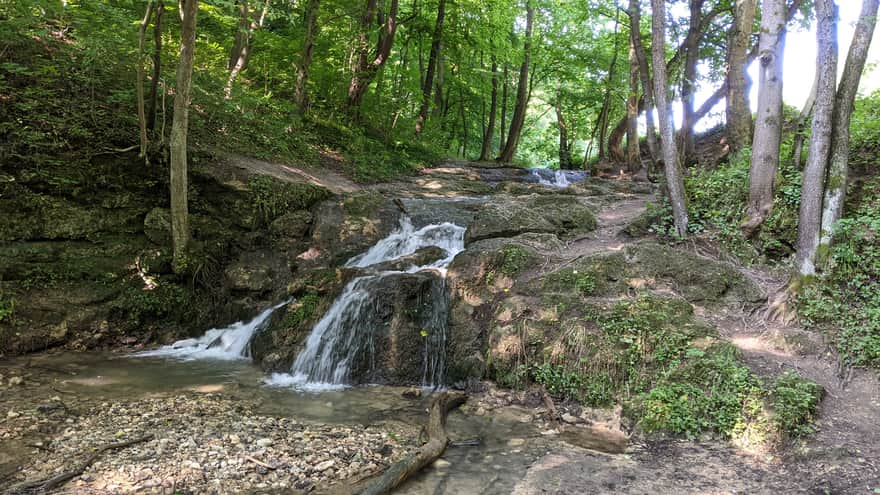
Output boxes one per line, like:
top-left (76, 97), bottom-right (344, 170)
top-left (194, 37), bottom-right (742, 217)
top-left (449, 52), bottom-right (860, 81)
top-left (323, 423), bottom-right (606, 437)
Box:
top-left (741, 0), bottom-right (787, 239)
top-left (556, 98), bottom-right (571, 169)
top-left (433, 41), bottom-right (445, 117)
top-left (726, 0), bottom-right (757, 154)
top-left (680, 0), bottom-right (704, 164)
top-left (628, 0), bottom-right (658, 166)
top-left (651, 0), bottom-right (688, 237)
top-left (818, 0), bottom-right (879, 264)
top-left (224, 0), bottom-right (268, 99)
top-left (497, 0), bottom-right (534, 163)
top-left (792, 72), bottom-right (818, 169)
top-left (294, 0), bottom-right (320, 113)
top-left (626, 37), bottom-right (640, 171)
top-left (347, 0), bottom-right (399, 112)
top-left (598, 12), bottom-right (621, 161)
top-left (170, 0), bottom-right (198, 268)
top-left (499, 63), bottom-right (509, 151)
top-left (795, 0), bottom-right (837, 275)
top-left (137, 0), bottom-right (155, 161)
top-left (479, 58), bottom-right (499, 161)
top-left (147, 0), bottom-right (164, 133)
top-left (415, 0), bottom-right (446, 134)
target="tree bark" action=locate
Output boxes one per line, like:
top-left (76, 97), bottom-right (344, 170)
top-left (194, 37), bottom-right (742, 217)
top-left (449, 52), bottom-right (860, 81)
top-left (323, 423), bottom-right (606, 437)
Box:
top-left (818, 0), bottom-right (879, 264)
top-left (680, 0), bottom-right (705, 163)
top-left (726, 0), bottom-right (757, 154)
top-left (147, 0), bottom-right (164, 133)
top-left (224, 0), bottom-right (268, 99)
top-left (415, 0), bottom-right (446, 134)
top-left (294, 0), bottom-right (320, 113)
top-left (795, 0), bottom-right (837, 275)
top-left (137, 0), bottom-right (155, 161)
top-left (628, 0), bottom-right (658, 166)
top-left (497, 0), bottom-right (534, 163)
top-left (741, 0), bottom-right (787, 239)
top-left (556, 96), bottom-right (572, 169)
top-left (347, 0), bottom-right (399, 112)
top-left (171, 0), bottom-right (198, 267)
top-left (792, 73), bottom-right (818, 169)
top-left (626, 36), bottom-right (640, 171)
top-left (479, 58), bottom-right (499, 161)
top-left (651, 0), bottom-right (688, 237)
top-left (499, 63), bottom-right (509, 151)
top-left (598, 12), bottom-right (621, 161)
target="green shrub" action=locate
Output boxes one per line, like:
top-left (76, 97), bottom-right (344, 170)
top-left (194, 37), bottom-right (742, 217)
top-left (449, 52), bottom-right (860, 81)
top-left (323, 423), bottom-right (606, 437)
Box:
top-left (769, 372), bottom-right (822, 438)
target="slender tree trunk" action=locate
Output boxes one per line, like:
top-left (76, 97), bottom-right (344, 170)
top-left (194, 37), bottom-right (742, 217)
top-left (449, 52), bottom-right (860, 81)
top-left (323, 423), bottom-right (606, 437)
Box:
top-left (792, 72), bottom-right (819, 169)
top-left (626, 37), bottom-right (640, 171)
top-left (459, 85), bottom-right (468, 156)
top-left (224, 0), bottom-right (268, 99)
top-left (599, 13), bottom-right (620, 160)
top-left (556, 95), bottom-right (571, 170)
top-left (171, 0), bottom-right (198, 267)
top-left (415, 0), bottom-right (446, 134)
top-left (137, 1), bottom-right (155, 161)
top-left (433, 42), bottom-right (445, 117)
top-left (147, 0), bottom-right (164, 133)
top-left (680, 0), bottom-right (704, 163)
top-left (497, 0), bottom-right (533, 163)
top-left (818, 0), bottom-right (879, 264)
top-left (741, 0), bottom-right (787, 238)
top-left (479, 58), bottom-right (499, 161)
top-left (347, 0), bottom-right (399, 112)
top-left (628, 0), bottom-right (658, 166)
top-left (726, 0), bottom-right (757, 154)
top-left (796, 0), bottom-right (837, 275)
top-left (294, 0), bottom-right (320, 113)
top-left (499, 63), bottom-right (509, 151)
top-left (651, 0), bottom-right (688, 237)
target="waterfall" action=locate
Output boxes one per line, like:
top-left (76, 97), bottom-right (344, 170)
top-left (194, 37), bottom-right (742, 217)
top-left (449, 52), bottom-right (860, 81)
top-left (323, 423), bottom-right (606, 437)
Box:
top-left (528, 168), bottom-right (589, 188)
top-left (133, 300), bottom-right (289, 361)
top-left (267, 217), bottom-right (465, 391)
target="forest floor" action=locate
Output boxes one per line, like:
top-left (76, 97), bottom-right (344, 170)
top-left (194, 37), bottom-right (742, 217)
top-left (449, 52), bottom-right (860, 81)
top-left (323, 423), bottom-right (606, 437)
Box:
top-left (1, 160), bottom-right (878, 494)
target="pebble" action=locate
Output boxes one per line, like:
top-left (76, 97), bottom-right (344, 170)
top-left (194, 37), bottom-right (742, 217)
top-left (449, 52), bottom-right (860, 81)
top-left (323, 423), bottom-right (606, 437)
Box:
top-left (256, 438), bottom-right (273, 447)
top-left (8, 376), bottom-right (23, 386)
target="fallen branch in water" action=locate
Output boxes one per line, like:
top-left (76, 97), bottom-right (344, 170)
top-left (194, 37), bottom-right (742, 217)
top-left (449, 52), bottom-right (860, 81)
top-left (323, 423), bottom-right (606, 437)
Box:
top-left (357, 391), bottom-right (466, 495)
top-left (12, 434), bottom-right (154, 493)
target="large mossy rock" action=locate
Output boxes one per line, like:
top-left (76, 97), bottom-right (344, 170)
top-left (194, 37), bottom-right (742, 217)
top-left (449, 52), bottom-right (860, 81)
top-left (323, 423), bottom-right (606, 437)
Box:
top-left (465, 194), bottom-right (597, 244)
top-left (224, 249), bottom-right (290, 293)
top-left (309, 191), bottom-right (402, 266)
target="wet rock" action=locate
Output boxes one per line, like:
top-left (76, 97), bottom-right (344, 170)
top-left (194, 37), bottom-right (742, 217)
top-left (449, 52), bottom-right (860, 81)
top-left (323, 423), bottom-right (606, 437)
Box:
top-left (224, 250), bottom-right (290, 293)
top-left (309, 192), bottom-right (402, 266)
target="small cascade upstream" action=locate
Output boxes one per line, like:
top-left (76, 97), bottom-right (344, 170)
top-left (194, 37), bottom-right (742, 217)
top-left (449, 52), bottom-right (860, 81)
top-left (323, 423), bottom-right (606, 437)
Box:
top-left (267, 217), bottom-right (465, 391)
top-left (133, 300), bottom-right (289, 360)
top-left (528, 168), bottom-right (589, 188)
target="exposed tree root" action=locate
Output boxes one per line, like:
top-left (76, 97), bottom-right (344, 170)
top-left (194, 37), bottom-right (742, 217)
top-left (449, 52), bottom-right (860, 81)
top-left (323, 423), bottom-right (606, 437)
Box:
top-left (357, 391), bottom-right (466, 495)
top-left (10, 434), bottom-right (154, 494)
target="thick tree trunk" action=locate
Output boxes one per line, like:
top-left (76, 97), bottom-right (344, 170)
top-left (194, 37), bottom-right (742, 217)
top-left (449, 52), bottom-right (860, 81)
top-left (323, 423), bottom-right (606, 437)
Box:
top-left (415, 0), bottom-right (445, 134)
top-left (598, 13), bottom-right (621, 161)
top-left (147, 0), bottom-right (164, 133)
top-left (651, 0), bottom-right (688, 237)
top-left (726, 0), bottom-right (757, 154)
top-left (795, 0), bottom-right (837, 275)
top-left (294, 0), bottom-right (320, 113)
top-left (224, 0), bottom-right (268, 99)
top-left (479, 58), bottom-right (499, 161)
top-left (628, 0), bottom-right (658, 166)
top-left (626, 38), bottom-right (640, 171)
top-left (680, 0), bottom-right (704, 163)
top-left (741, 0), bottom-right (787, 239)
top-left (497, 0), bottom-right (534, 163)
top-left (818, 0), bottom-right (879, 264)
top-left (170, 0), bottom-right (198, 267)
top-left (347, 0), bottom-right (399, 112)
top-left (137, 0), bottom-right (155, 161)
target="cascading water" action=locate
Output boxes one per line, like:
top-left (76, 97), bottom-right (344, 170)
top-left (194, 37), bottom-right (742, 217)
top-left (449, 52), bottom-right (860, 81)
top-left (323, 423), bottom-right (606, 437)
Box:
top-left (528, 168), bottom-right (589, 188)
top-left (133, 300), bottom-right (289, 361)
top-left (267, 217), bottom-right (465, 391)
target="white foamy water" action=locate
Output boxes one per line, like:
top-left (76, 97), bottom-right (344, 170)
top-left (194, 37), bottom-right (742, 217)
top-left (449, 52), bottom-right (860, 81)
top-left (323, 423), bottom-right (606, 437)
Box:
top-left (267, 217), bottom-right (465, 391)
top-left (133, 300), bottom-right (289, 361)
top-left (528, 168), bottom-right (589, 188)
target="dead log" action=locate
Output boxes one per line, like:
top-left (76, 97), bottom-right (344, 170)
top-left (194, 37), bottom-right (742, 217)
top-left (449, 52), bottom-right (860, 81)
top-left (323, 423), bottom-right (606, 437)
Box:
top-left (358, 391), bottom-right (466, 495)
top-left (12, 434), bottom-right (154, 493)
